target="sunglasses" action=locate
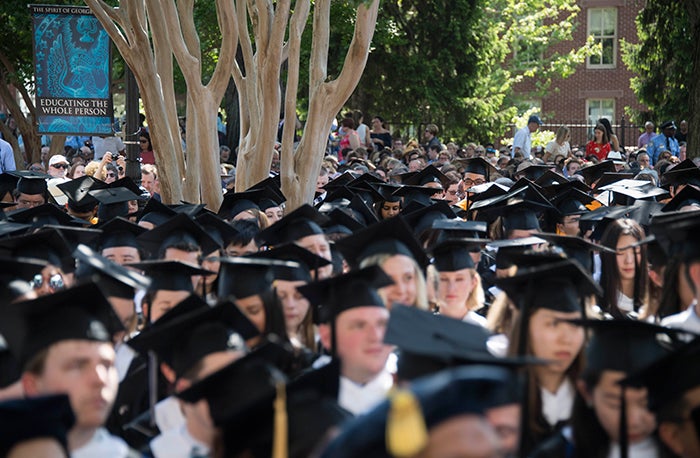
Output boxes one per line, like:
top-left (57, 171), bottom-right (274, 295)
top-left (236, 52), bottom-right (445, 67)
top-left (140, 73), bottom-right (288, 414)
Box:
top-left (51, 163), bottom-right (68, 169)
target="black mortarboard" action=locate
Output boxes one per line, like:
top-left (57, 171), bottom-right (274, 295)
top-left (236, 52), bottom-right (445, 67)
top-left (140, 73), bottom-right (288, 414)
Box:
top-left (489, 203), bottom-right (543, 232)
top-left (246, 243), bottom-right (331, 283)
top-left (89, 187), bottom-right (140, 222)
top-left (385, 306), bottom-right (537, 382)
top-left (335, 216), bottom-right (429, 269)
top-left (620, 337), bottom-right (700, 412)
top-left (14, 174), bottom-right (48, 196)
top-left (576, 160), bottom-right (616, 187)
top-left (0, 395), bottom-right (74, 457)
top-left (455, 157), bottom-right (497, 181)
top-left (175, 340), bottom-right (295, 424)
top-left (56, 175), bottom-right (106, 213)
top-left (392, 185), bottom-right (442, 209)
top-left (74, 244), bottom-right (151, 299)
top-left (0, 228), bottom-right (74, 272)
top-left (551, 188), bottom-right (596, 216)
top-left (473, 182), bottom-right (553, 231)
top-left (257, 204), bottom-right (330, 246)
top-left (127, 297), bottom-right (258, 378)
top-left (0, 283), bottom-right (123, 368)
top-left (402, 165), bottom-right (450, 189)
top-left (320, 365), bottom-right (512, 458)
top-left (594, 172), bottom-right (634, 190)
top-left (218, 187), bottom-right (279, 220)
top-left (661, 185), bottom-right (700, 213)
top-left (297, 266), bottom-right (393, 324)
top-left (348, 182), bottom-right (385, 206)
top-left (487, 236), bottom-right (546, 270)
top-left (649, 209), bottom-right (700, 263)
top-left (373, 183), bottom-right (403, 203)
top-left (431, 238), bottom-right (483, 271)
top-left (465, 182), bottom-right (510, 205)
top-left (98, 216), bottom-right (146, 249)
top-left (496, 259), bottom-right (601, 314)
top-left (0, 256), bottom-right (44, 301)
top-left (348, 194), bottom-right (379, 226)
top-left (127, 260), bottom-right (213, 292)
top-left (515, 163), bottom-right (550, 181)
top-left (320, 185), bottom-right (356, 206)
top-left (138, 198), bottom-right (177, 227)
top-left (402, 201), bottom-right (455, 237)
top-left (574, 319), bottom-right (689, 375)
top-left (540, 178), bottom-right (592, 200)
top-left (536, 232), bottom-right (614, 273)
top-left (0, 173), bottom-right (18, 199)
top-left (6, 203), bottom-right (78, 228)
top-left (660, 159), bottom-right (700, 189)
top-left (195, 212), bottom-right (240, 250)
top-left (218, 256), bottom-right (299, 299)
top-left (534, 170), bottom-right (568, 187)
top-left (599, 179), bottom-right (669, 204)
top-left (137, 213), bottom-right (221, 259)
top-left (324, 171), bottom-right (359, 190)
top-left (431, 219), bottom-right (488, 239)
top-left (324, 207), bottom-right (366, 233)
top-left (0, 220), bottom-right (29, 238)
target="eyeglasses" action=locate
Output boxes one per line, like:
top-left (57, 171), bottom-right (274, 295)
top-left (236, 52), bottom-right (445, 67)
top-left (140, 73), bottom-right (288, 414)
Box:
top-left (32, 273), bottom-right (64, 291)
top-left (28, 166), bottom-right (44, 172)
top-left (463, 178), bottom-right (486, 186)
top-left (51, 163), bottom-right (68, 169)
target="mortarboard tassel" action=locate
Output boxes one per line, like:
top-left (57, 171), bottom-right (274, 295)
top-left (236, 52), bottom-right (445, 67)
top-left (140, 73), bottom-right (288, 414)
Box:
top-left (386, 389), bottom-right (428, 457)
top-left (272, 381), bottom-right (288, 458)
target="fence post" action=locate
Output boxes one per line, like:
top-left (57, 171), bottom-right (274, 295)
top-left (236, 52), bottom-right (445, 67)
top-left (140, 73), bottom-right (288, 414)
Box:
top-left (619, 115), bottom-right (626, 150)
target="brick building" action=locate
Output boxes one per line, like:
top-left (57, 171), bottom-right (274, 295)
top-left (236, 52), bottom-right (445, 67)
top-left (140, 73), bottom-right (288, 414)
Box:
top-left (514, 0), bottom-right (647, 147)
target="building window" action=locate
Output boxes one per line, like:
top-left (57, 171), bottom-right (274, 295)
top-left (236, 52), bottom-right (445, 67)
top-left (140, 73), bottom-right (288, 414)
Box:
top-left (587, 8), bottom-right (617, 68)
top-left (587, 99), bottom-right (614, 135)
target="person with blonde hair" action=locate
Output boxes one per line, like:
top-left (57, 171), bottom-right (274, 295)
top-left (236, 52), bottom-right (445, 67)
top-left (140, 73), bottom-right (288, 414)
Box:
top-left (544, 125), bottom-right (571, 162)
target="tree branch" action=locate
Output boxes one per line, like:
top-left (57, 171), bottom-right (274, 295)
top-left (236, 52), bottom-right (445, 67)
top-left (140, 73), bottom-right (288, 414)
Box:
top-left (309, 0), bottom-right (330, 90)
top-left (84, 0), bottom-right (132, 55)
top-left (236, 0), bottom-right (255, 77)
top-left (209, 0), bottom-right (238, 97)
top-left (177, 0), bottom-right (202, 65)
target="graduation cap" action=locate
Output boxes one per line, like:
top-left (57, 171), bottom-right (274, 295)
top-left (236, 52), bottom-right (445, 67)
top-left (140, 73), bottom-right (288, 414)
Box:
top-left (137, 198), bottom-right (177, 227)
top-left (0, 282), bottom-right (123, 368)
top-left (320, 185), bottom-right (356, 206)
top-left (385, 306), bottom-right (539, 382)
top-left (0, 220), bottom-right (29, 238)
top-left (660, 158), bottom-right (700, 189)
top-left (137, 213), bottom-right (221, 259)
top-left (324, 207), bottom-right (366, 233)
top-left (372, 183), bottom-right (403, 203)
top-left (175, 340), bottom-right (296, 424)
top-left (42, 224), bottom-right (102, 251)
top-left (195, 212), bottom-right (240, 251)
top-left (515, 163), bottom-right (550, 181)
top-left (334, 216), bottom-right (429, 269)
top-left (89, 187), bottom-right (140, 222)
top-left (218, 187), bottom-right (281, 220)
top-left (536, 232), bottom-right (615, 273)
top-left (323, 171), bottom-right (359, 190)
top-left (401, 201), bottom-right (455, 237)
top-left (249, 176), bottom-right (282, 193)
top-left (97, 216), bottom-right (146, 250)
top-left (126, 297), bottom-right (259, 378)
top-left (550, 188), bottom-right (596, 216)
top-left (534, 170), bottom-right (568, 187)
top-left (0, 173), bottom-right (19, 199)
top-left (56, 175), bottom-right (106, 213)
top-left (620, 337), bottom-right (700, 413)
top-left (455, 157), bottom-right (498, 181)
top-left (320, 365), bottom-right (512, 458)
top-left (594, 172), bottom-right (634, 190)
top-left (476, 184), bottom-right (554, 232)
top-left (661, 184), bottom-right (700, 213)
top-left (540, 178), bottom-right (592, 200)
top-left (257, 204), bottom-right (330, 246)
top-left (217, 256), bottom-right (299, 300)
top-left (487, 236), bottom-right (547, 270)
top-left (649, 209), bottom-right (700, 263)
top-left (348, 194), bottom-right (379, 226)
top-left (127, 260), bottom-right (213, 293)
top-left (11, 172), bottom-right (49, 196)
top-left (431, 238), bottom-right (485, 271)
top-left (246, 243), bottom-right (331, 283)
top-left (392, 184), bottom-right (443, 210)
top-left (575, 160), bottom-right (617, 187)
top-left (297, 265), bottom-right (393, 324)
top-left (73, 244), bottom-right (151, 299)
top-left (7, 203), bottom-right (81, 227)
top-left (599, 179), bottom-right (669, 204)
top-left (402, 165), bottom-right (450, 189)
top-left (0, 228), bottom-right (74, 272)
top-left (431, 219), bottom-right (488, 239)
top-left (0, 395), bottom-right (75, 457)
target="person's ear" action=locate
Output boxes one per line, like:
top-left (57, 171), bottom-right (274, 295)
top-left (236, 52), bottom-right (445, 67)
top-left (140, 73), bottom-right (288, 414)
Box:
top-left (160, 362), bottom-right (177, 385)
top-left (21, 373), bottom-right (40, 397)
top-left (318, 324), bottom-right (331, 351)
top-left (658, 422), bottom-right (686, 456)
top-left (688, 263), bottom-right (700, 292)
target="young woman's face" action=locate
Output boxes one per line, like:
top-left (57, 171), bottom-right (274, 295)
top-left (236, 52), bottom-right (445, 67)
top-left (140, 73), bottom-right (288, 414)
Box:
top-left (139, 136), bottom-right (150, 151)
top-left (437, 268), bottom-right (475, 310)
top-left (276, 280), bottom-right (310, 334)
top-left (587, 370), bottom-right (656, 444)
top-left (595, 128), bottom-right (604, 142)
top-left (380, 254), bottom-right (418, 307)
top-left (380, 201), bottom-right (401, 219)
top-left (616, 234), bottom-right (642, 283)
top-left (235, 294), bottom-right (266, 334)
top-left (529, 309), bottom-right (584, 374)
top-left (264, 206), bottom-right (283, 224)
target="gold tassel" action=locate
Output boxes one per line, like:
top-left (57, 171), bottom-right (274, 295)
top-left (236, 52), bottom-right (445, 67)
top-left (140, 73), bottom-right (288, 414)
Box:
top-left (386, 389), bottom-right (428, 457)
top-left (272, 381), bottom-right (288, 458)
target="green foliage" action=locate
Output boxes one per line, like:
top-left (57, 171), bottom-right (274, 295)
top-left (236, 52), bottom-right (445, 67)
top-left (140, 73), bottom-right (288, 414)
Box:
top-left (326, 0), bottom-right (593, 145)
top-left (621, 0), bottom-right (692, 124)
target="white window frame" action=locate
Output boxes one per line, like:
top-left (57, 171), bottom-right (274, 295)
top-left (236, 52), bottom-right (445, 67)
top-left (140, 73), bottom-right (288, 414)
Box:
top-left (586, 99), bottom-right (615, 136)
top-left (587, 8), bottom-right (617, 69)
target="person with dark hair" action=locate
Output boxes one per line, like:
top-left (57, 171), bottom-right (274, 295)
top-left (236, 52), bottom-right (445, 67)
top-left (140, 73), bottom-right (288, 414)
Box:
top-left (138, 131), bottom-right (155, 165)
top-left (597, 218), bottom-right (649, 319)
top-left (586, 124), bottom-right (611, 161)
top-left (226, 219), bottom-right (261, 256)
top-left (338, 117), bottom-right (360, 153)
top-left (597, 118), bottom-right (620, 152)
top-left (369, 116), bottom-right (392, 151)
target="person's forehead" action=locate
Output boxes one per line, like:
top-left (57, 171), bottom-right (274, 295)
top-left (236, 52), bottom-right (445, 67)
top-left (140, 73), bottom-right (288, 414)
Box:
top-left (47, 339), bottom-right (115, 361)
top-left (338, 305), bottom-right (388, 322)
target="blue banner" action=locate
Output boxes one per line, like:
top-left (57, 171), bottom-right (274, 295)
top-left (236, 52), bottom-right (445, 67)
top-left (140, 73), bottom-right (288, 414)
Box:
top-left (31, 5), bottom-right (113, 135)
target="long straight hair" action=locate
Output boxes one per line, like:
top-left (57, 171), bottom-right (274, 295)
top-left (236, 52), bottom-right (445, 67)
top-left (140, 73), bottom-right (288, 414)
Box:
top-left (598, 218), bottom-right (648, 319)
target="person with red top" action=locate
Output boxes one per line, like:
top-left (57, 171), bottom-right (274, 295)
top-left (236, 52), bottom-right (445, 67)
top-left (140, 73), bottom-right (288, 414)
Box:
top-left (585, 123), bottom-right (610, 161)
top-left (139, 131), bottom-right (155, 165)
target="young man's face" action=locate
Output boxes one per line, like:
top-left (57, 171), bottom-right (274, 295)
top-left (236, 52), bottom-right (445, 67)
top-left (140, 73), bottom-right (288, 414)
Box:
top-left (322, 306), bottom-right (392, 384)
top-left (15, 193), bottom-right (45, 210)
top-left (24, 340), bottom-right (118, 429)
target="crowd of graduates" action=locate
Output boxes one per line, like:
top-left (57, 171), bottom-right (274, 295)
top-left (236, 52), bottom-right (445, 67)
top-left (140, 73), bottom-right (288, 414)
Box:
top-left (1, 132), bottom-right (700, 458)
